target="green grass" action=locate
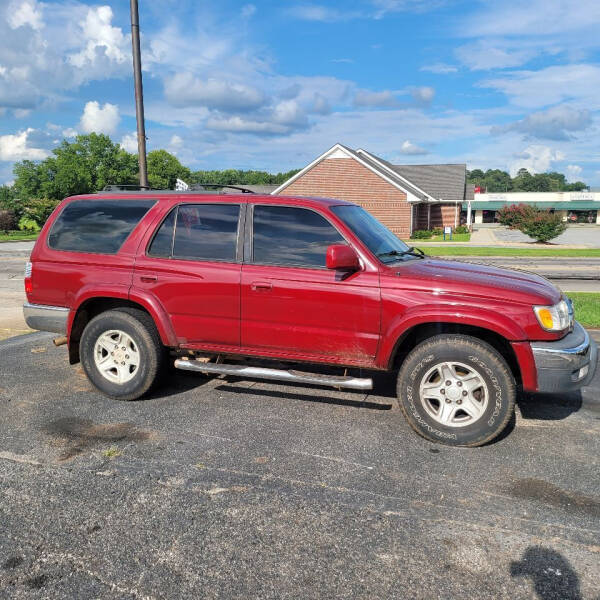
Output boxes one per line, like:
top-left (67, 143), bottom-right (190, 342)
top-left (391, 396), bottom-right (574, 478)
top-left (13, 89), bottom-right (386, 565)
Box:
top-left (418, 246), bottom-right (600, 257)
top-left (102, 446), bottom-right (122, 459)
top-left (566, 293), bottom-right (600, 329)
top-left (416, 233), bottom-right (471, 243)
top-left (0, 230), bottom-right (39, 242)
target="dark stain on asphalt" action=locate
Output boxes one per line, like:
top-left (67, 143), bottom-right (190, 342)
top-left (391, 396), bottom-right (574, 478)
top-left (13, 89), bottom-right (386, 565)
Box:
top-left (24, 574), bottom-right (49, 589)
top-left (507, 478), bottom-right (600, 518)
top-left (2, 556), bottom-right (23, 569)
top-left (42, 417), bottom-right (152, 461)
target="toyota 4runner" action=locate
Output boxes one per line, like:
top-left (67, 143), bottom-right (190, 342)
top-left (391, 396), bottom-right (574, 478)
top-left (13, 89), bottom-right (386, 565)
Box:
top-left (23, 191), bottom-right (597, 447)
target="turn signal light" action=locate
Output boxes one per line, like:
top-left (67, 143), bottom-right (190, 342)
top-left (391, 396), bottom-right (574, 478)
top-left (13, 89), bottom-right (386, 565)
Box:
top-left (533, 300), bottom-right (570, 332)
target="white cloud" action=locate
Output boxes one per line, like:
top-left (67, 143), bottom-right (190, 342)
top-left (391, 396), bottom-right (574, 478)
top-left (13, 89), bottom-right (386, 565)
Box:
top-left (168, 135), bottom-right (183, 154)
top-left (480, 64), bottom-right (600, 109)
top-left (354, 89), bottom-right (399, 108)
top-left (311, 93), bottom-right (331, 115)
top-left (241, 4), bottom-right (256, 18)
top-left (206, 116), bottom-right (291, 135)
top-left (0, 128), bottom-right (49, 161)
top-left (462, 0), bottom-right (600, 38)
top-left (455, 41), bottom-right (536, 71)
top-left (79, 101), bottom-right (120, 135)
top-left (399, 140), bottom-right (428, 155)
top-left (6, 0), bottom-right (43, 30)
top-left (509, 145), bottom-right (565, 176)
top-left (410, 86), bottom-right (435, 105)
top-left (68, 6), bottom-right (128, 69)
top-left (62, 127), bottom-right (78, 138)
top-left (165, 73), bottom-right (266, 112)
top-left (13, 108), bottom-right (31, 118)
top-left (566, 164), bottom-right (583, 180)
top-left (420, 63), bottom-right (457, 74)
top-left (120, 132), bottom-right (138, 153)
top-left (287, 5), bottom-right (360, 22)
top-left (492, 105), bottom-right (592, 141)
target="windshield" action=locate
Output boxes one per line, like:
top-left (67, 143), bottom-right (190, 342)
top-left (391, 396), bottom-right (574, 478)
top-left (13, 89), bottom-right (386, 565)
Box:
top-left (331, 205), bottom-right (414, 263)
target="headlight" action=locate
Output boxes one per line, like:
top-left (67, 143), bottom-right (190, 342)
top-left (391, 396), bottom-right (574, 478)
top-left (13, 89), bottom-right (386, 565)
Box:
top-left (533, 299), bottom-right (571, 332)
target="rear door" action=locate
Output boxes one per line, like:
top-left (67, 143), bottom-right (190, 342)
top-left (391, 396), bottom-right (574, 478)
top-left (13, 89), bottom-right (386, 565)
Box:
top-left (133, 201), bottom-right (244, 347)
top-left (241, 204), bottom-right (381, 365)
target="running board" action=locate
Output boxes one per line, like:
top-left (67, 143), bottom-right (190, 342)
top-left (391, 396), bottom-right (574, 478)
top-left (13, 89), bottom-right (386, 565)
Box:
top-left (173, 360), bottom-right (373, 391)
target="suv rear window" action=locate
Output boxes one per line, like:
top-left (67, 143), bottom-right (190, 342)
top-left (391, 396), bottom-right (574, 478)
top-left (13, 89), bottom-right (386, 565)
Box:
top-left (48, 199), bottom-right (155, 254)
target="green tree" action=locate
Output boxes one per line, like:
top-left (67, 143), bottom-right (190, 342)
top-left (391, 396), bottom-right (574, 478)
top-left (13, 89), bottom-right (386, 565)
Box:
top-left (147, 150), bottom-right (192, 189)
top-left (13, 133), bottom-right (138, 201)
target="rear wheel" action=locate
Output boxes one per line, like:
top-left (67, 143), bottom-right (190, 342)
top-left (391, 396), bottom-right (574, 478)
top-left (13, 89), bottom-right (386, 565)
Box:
top-left (80, 308), bottom-right (165, 401)
top-left (396, 335), bottom-right (516, 447)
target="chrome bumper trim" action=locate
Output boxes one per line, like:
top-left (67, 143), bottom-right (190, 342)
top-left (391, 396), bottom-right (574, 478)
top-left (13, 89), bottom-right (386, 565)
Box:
top-left (531, 322), bottom-right (598, 393)
top-left (23, 302), bottom-right (69, 335)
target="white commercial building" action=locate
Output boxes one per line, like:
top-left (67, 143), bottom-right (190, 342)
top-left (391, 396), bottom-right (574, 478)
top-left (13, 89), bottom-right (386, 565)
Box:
top-left (464, 191), bottom-right (600, 225)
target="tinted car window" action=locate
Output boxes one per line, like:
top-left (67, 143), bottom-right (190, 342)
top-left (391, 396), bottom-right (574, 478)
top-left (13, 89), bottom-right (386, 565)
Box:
top-left (48, 200), bottom-right (155, 254)
top-left (148, 208), bottom-right (176, 257)
top-left (253, 205), bottom-right (344, 268)
top-left (172, 204), bottom-right (240, 261)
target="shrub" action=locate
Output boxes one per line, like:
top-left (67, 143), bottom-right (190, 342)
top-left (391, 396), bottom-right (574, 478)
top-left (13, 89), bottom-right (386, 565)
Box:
top-left (412, 229), bottom-right (433, 239)
top-left (18, 216), bottom-right (41, 233)
top-left (496, 203), bottom-right (538, 229)
top-left (22, 198), bottom-right (60, 227)
top-left (431, 227), bottom-right (443, 236)
top-left (454, 225), bottom-right (469, 234)
top-left (520, 212), bottom-right (567, 243)
top-left (0, 209), bottom-right (16, 232)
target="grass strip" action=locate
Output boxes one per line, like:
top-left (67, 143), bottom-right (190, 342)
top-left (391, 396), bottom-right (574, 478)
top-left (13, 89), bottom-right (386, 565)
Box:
top-left (418, 246), bottom-right (600, 257)
top-left (564, 292), bottom-right (600, 329)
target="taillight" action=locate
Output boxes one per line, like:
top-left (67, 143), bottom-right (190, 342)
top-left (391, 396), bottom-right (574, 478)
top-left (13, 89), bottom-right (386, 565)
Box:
top-left (24, 261), bottom-right (32, 295)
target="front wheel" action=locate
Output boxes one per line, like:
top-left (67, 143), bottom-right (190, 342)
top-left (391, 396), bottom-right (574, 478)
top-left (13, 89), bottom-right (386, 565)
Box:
top-left (80, 308), bottom-right (166, 401)
top-left (396, 335), bottom-right (516, 447)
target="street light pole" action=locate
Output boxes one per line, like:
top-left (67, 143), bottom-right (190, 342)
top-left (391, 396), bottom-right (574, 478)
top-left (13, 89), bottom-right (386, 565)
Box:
top-left (130, 0), bottom-right (148, 188)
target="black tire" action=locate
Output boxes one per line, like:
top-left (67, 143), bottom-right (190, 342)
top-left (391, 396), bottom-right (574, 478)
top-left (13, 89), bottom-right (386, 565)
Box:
top-left (80, 308), bottom-right (166, 401)
top-left (396, 335), bottom-right (516, 447)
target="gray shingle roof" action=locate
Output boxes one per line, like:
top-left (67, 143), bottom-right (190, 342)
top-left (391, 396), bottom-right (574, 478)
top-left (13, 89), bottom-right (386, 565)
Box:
top-left (341, 146), bottom-right (429, 201)
top-left (391, 164), bottom-right (467, 202)
top-left (362, 150), bottom-right (467, 202)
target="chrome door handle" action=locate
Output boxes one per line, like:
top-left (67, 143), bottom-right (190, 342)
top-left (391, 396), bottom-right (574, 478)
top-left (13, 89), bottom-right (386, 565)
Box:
top-left (251, 281), bottom-right (272, 291)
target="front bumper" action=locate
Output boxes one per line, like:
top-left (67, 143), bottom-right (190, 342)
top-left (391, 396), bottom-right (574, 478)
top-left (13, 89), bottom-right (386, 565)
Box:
top-left (23, 302), bottom-right (69, 335)
top-left (531, 322), bottom-right (598, 393)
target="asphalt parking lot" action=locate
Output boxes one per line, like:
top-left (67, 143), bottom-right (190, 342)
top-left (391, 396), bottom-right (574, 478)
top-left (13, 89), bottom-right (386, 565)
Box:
top-left (1, 332), bottom-right (599, 599)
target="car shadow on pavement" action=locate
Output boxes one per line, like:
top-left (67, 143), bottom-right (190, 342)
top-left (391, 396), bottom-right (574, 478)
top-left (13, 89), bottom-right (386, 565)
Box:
top-left (213, 383), bottom-right (393, 410)
top-left (517, 391), bottom-right (583, 420)
top-left (510, 546), bottom-right (583, 600)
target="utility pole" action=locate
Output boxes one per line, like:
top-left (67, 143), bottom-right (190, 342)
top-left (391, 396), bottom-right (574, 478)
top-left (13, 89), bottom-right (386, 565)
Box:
top-left (130, 0), bottom-right (148, 188)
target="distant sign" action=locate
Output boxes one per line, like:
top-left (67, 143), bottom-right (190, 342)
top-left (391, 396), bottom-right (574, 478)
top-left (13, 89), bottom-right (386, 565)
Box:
top-left (569, 192), bottom-right (594, 201)
top-left (444, 226), bottom-right (452, 234)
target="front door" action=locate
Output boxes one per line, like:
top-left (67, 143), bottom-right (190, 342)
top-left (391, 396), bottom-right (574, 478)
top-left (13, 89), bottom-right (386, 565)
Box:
top-left (241, 204), bottom-right (381, 365)
top-left (133, 202), bottom-right (243, 347)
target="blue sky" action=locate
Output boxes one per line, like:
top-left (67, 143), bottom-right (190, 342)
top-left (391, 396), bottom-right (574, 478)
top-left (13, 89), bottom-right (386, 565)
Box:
top-left (1, 0), bottom-right (599, 185)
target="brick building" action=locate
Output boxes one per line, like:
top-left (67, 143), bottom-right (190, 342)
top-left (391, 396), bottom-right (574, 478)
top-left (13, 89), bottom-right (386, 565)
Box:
top-left (273, 144), bottom-right (473, 238)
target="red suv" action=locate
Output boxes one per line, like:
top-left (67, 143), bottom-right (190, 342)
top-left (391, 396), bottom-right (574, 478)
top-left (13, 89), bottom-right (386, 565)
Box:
top-left (23, 191), bottom-right (597, 446)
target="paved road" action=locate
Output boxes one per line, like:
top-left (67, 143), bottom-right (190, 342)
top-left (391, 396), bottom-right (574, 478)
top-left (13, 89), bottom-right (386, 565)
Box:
top-left (0, 333), bottom-right (599, 598)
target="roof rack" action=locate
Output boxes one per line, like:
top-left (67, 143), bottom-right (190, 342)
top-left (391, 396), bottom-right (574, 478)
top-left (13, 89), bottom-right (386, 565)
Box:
top-left (103, 184), bottom-right (152, 191)
top-left (191, 183), bottom-right (255, 193)
top-left (99, 183), bottom-right (256, 194)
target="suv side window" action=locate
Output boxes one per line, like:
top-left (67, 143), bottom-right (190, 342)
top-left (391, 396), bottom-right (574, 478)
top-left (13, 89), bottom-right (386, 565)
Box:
top-left (252, 205), bottom-right (344, 268)
top-left (149, 204), bottom-right (240, 262)
top-left (48, 199), bottom-right (155, 254)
